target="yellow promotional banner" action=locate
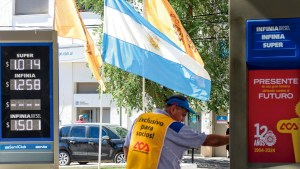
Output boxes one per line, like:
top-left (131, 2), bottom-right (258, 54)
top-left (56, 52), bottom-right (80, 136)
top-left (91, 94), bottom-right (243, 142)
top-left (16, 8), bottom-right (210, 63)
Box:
top-left (54, 0), bottom-right (105, 90)
top-left (144, 0), bottom-right (204, 66)
top-left (126, 113), bottom-right (174, 169)
top-left (277, 101), bottom-right (300, 162)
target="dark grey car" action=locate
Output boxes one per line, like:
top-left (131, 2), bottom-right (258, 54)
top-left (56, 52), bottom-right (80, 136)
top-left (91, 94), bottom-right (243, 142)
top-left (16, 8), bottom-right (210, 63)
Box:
top-left (59, 123), bottom-right (128, 165)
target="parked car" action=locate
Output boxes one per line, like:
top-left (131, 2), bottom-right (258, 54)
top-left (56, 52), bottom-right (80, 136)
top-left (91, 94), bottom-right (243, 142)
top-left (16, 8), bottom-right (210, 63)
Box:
top-left (59, 123), bottom-right (128, 165)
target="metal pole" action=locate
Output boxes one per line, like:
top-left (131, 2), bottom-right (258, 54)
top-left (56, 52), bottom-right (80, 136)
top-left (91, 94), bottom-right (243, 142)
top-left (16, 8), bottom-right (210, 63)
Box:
top-left (192, 148), bottom-right (194, 163)
top-left (97, 65), bottom-right (105, 169)
top-left (143, 78), bottom-right (145, 112)
top-left (142, 0), bottom-right (146, 113)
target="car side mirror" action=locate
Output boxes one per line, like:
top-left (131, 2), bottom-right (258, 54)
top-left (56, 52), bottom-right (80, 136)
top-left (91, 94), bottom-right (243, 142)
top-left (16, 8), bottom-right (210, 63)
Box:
top-left (102, 135), bottom-right (110, 140)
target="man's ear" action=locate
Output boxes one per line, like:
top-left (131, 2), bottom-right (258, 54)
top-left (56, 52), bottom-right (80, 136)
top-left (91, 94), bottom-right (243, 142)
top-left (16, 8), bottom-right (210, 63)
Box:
top-left (169, 104), bottom-right (177, 115)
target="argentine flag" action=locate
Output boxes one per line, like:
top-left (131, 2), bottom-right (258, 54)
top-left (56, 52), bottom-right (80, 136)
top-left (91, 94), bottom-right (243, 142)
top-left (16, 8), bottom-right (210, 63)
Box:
top-left (102, 0), bottom-right (211, 101)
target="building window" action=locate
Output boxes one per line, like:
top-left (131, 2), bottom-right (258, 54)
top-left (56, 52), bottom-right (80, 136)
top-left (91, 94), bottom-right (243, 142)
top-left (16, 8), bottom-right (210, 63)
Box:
top-left (15, 0), bottom-right (48, 15)
top-left (77, 82), bottom-right (99, 94)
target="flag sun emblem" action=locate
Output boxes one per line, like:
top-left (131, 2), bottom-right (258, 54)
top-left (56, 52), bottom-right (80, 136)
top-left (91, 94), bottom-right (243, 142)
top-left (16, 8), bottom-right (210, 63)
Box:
top-left (148, 36), bottom-right (160, 50)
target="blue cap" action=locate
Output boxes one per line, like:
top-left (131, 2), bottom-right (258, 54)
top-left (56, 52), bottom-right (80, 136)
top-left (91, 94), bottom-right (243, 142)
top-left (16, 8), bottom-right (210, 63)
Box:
top-left (166, 97), bottom-right (196, 114)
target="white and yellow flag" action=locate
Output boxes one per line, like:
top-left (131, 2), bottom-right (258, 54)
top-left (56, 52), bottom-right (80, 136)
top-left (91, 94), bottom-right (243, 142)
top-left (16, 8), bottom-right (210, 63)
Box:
top-left (144, 0), bottom-right (204, 66)
top-left (54, 0), bottom-right (105, 90)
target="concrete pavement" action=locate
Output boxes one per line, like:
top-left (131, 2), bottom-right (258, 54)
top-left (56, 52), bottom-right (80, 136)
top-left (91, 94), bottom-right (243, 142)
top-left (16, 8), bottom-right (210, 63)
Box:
top-left (59, 157), bottom-right (229, 169)
top-left (60, 162), bottom-right (197, 169)
top-left (60, 163), bottom-right (125, 169)
top-left (59, 157), bottom-right (300, 169)
top-left (182, 156), bottom-right (230, 169)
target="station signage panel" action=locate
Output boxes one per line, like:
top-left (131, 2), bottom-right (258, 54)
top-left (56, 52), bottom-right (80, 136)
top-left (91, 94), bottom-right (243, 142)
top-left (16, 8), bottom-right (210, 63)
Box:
top-left (247, 18), bottom-right (300, 163)
top-left (0, 43), bottom-right (54, 164)
top-left (246, 18), bottom-right (300, 69)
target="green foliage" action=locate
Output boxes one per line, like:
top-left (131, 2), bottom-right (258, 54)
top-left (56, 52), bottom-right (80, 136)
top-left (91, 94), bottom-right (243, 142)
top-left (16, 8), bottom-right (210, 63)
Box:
top-left (104, 64), bottom-right (175, 113)
top-left (169, 0), bottom-right (229, 113)
top-left (75, 0), bottom-right (104, 15)
top-left (77, 0), bottom-right (229, 114)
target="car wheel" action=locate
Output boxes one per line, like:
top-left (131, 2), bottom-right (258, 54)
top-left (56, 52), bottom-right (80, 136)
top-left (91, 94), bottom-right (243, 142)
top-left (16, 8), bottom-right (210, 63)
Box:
top-left (78, 162), bottom-right (88, 165)
top-left (114, 152), bottom-right (126, 163)
top-left (59, 150), bottom-right (71, 166)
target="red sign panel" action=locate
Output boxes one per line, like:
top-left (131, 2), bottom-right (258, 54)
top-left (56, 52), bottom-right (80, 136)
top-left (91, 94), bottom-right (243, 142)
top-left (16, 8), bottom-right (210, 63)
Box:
top-left (248, 69), bottom-right (300, 163)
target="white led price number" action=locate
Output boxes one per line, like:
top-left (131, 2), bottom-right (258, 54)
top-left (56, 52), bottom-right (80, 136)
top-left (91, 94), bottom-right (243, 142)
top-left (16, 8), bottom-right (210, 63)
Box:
top-left (10, 119), bottom-right (41, 131)
top-left (10, 79), bottom-right (41, 90)
top-left (9, 59), bottom-right (41, 70)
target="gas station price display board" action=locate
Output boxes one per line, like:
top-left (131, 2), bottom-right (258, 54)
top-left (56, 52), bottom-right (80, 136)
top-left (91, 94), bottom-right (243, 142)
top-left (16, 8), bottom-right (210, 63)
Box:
top-left (0, 43), bottom-right (54, 164)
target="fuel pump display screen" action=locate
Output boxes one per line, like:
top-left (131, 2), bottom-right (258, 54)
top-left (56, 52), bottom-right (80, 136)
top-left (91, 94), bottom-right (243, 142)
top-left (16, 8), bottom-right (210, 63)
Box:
top-left (1, 44), bottom-right (52, 139)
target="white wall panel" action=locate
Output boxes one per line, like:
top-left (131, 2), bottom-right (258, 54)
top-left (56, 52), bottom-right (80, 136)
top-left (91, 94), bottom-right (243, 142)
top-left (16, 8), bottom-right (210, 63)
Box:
top-left (73, 62), bottom-right (96, 82)
top-left (58, 62), bottom-right (74, 125)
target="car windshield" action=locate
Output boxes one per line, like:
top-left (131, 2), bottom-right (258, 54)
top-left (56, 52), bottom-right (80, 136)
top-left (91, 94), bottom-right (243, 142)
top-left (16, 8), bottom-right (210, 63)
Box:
top-left (106, 125), bottom-right (128, 139)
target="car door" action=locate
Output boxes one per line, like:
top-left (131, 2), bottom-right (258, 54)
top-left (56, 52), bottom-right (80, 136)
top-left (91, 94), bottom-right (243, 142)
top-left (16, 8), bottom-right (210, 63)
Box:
top-left (68, 126), bottom-right (88, 161)
top-left (87, 126), bottom-right (111, 161)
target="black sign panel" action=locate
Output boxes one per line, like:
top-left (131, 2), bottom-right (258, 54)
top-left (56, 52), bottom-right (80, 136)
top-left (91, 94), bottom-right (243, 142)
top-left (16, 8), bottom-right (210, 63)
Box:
top-left (1, 44), bottom-right (52, 139)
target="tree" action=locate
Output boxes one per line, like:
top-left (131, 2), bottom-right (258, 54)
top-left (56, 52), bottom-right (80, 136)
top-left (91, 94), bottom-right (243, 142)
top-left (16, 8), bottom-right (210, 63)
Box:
top-left (76, 0), bottom-right (229, 115)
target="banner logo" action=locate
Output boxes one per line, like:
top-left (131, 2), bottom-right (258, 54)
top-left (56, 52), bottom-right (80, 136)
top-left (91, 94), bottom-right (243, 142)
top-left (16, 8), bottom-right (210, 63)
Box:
top-left (276, 101), bottom-right (300, 162)
top-left (279, 122), bottom-right (299, 131)
top-left (254, 123), bottom-right (277, 146)
top-left (133, 142), bottom-right (150, 153)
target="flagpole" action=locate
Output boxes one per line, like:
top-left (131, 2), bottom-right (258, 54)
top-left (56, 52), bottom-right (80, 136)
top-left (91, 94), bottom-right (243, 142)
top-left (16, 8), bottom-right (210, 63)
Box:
top-left (142, 78), bottom-right (145, 112)
top-left (98, 91), bottom-right (103, 169)
top-left (97, 64), bottom-right (105, 169)
top-left (142, 0), bottom-right (146, 113)
top-left (98, 89), bottom-right (103, 169)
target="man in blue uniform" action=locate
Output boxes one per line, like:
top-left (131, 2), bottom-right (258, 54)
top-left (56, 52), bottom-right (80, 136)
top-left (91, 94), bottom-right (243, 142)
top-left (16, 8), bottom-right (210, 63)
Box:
top-left (124, 95), bottom-right (229, 169)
